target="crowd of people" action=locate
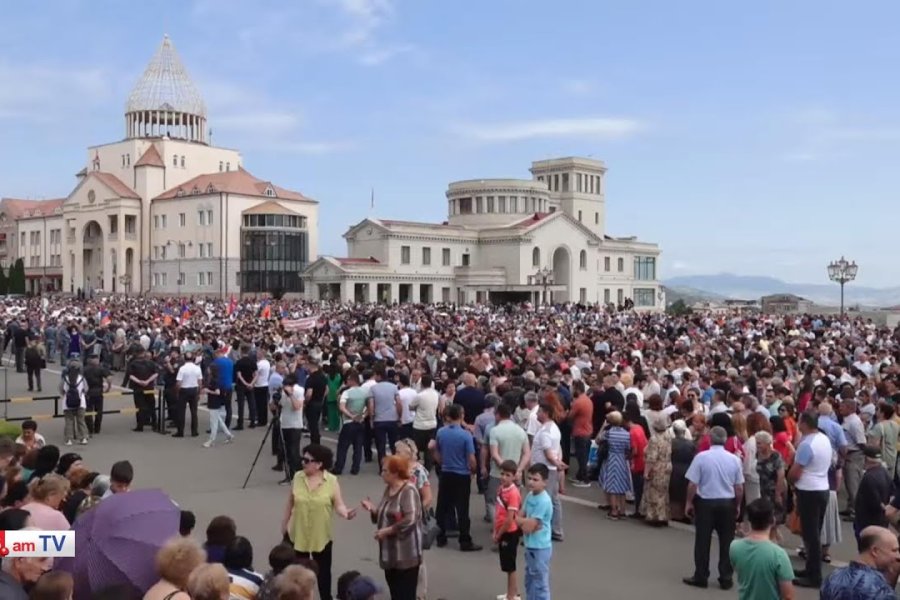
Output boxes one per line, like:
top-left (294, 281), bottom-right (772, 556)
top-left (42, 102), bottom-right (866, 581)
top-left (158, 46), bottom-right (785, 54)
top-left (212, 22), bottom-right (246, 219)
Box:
top-left (1, 294), bottom-right (900, 599)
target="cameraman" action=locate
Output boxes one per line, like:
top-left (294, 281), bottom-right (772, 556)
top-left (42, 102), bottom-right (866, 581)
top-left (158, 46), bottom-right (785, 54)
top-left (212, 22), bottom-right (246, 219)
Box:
top-left (268, 362), bottom-right (287, 473)
top-left (278, 374), bottom-right (305, 483)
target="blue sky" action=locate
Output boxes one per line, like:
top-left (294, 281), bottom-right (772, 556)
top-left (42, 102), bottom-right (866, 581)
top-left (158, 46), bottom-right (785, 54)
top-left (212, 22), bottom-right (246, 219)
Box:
top-left (1, 1), bottom-right (899, 286)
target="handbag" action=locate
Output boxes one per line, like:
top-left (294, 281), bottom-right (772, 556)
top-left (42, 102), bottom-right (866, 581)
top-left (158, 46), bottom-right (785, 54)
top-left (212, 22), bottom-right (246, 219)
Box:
top-left (420, 508), bottom-right (440, 551)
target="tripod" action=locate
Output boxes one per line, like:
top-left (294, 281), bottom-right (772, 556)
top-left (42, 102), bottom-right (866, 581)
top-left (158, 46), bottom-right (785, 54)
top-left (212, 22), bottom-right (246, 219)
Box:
top-left (242, 413), bottom-right (291, 489)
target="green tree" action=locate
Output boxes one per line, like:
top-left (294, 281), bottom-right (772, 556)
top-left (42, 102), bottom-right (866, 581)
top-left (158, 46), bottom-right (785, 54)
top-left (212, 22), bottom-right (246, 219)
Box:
top-left (666, 298), bottom-right (692, 316)
top-left (9, 258), bottom-right (25, 294)
top-left (0, 265), bottom-right (7, 295)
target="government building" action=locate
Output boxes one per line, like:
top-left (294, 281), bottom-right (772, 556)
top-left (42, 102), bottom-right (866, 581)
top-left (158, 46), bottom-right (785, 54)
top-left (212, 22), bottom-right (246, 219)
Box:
top-left (304, 157), bottom-right (663, 309)
top-left (0, 35), bottom-right (318, 297)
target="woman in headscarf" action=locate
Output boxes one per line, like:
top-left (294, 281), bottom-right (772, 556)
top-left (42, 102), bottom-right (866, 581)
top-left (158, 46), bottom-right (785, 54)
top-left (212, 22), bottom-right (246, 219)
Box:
top-left (640, 414), bottom-right (673, 526)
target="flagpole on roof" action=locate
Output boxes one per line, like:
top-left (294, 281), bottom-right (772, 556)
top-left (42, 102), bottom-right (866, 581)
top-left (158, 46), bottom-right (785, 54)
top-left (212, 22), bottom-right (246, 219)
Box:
top-left (370, 188), bottom-right (375, 213)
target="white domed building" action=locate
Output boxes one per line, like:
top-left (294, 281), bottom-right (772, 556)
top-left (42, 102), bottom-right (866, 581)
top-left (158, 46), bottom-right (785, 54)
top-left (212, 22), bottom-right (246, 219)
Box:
top-left (304, 157), bottom-right (663, 309)
top-left (6, 35), bottom-right (318, 297)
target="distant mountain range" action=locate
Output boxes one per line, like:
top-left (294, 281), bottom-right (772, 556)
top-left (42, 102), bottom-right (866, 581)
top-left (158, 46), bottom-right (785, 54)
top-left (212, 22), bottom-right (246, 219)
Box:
top-left (662, 274), bottom-right (900, 308)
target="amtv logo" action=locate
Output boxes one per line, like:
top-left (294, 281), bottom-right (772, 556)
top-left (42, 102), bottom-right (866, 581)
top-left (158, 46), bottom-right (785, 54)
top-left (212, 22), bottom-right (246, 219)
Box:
top-left (0, 530), bottom-right (75, 557)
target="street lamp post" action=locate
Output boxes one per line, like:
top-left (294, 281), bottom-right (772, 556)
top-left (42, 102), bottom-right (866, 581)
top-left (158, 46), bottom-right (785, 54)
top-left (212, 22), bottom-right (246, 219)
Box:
top-left (826, 256), bottom-right (858, 317)
top-left (531, 267), bottom-right (554, 305)
top-left (167, 240), bottom-right (192, 297)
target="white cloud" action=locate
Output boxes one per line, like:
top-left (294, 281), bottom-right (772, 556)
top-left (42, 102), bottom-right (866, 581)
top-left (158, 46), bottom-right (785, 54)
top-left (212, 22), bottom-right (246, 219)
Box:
top-left (359, 43), bottom-right (415, 66)
top-left (561, 79), bottom-right (595, 96)
top-left (215, 111), bottom-right (303, 135)
top-left (274, 140), bottom-right (358, 154)
top-left (454, 117), bottom-right (646, 142)
top-left (0, 61), bottom-right (114, 121)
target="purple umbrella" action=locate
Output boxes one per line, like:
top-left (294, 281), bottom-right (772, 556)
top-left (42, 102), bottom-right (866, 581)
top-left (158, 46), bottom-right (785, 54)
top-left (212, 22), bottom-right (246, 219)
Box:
top-left (56, 488), bottom-right (180, 599)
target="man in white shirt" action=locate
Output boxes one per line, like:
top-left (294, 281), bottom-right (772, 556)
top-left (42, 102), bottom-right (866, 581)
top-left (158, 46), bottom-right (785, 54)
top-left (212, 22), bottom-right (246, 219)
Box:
top-left (524, 391), bottom-right (541, 440)
top-left (174, 352), bottom-right (203, 438)
top-left (279, 375), bottom-right (305, 483)
top-left (531, 402), bottom-right (565, 541)
top-left (396, 373), bottom-right (417, 439)
top-left (789, 412), bottom-right (833, 588)
top-left (255, 350), bottom-right (272, 428)
top-left (409, 374), bottom-right (440, 471)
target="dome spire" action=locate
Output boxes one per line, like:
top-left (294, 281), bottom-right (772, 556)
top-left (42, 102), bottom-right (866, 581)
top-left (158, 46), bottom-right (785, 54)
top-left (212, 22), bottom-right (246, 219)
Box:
top-left (124, 35), bottom-right (209, 144)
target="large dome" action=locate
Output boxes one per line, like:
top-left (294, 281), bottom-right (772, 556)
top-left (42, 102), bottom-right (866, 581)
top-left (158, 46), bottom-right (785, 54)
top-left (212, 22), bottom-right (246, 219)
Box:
top-left (125, 35), bottom-right (206, 117)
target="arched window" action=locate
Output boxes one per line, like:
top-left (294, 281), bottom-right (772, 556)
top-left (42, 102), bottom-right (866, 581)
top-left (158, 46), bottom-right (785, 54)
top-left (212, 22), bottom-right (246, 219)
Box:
top-left (579, 250), bottom-right (587, 269)
top-left (532, 247), bottom-right (540, 267)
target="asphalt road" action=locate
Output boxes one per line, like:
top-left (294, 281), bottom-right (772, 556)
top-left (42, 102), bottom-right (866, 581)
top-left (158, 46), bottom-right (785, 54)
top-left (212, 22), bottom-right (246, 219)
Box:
top-left (0, 362), bottom-right (861, 599)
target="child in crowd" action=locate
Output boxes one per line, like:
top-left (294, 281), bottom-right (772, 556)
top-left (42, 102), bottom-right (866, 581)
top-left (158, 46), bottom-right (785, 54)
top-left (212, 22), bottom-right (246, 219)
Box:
top-left (180, 510), bottom-right (196, 537)
top-left (494, 460), bottom-right (523, 600)
top-left (517, 463), bottom-right (553, 600)
top-left (258, 543), bottom-right (296, 600)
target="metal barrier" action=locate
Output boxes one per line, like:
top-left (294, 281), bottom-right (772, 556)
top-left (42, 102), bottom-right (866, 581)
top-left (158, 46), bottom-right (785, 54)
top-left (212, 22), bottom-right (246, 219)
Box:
top-left (0, 389), bottom-right (164, 428)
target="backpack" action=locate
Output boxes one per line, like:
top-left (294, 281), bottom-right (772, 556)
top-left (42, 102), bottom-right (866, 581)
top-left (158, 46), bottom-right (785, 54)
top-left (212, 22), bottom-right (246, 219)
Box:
top-left (65, 377), bottom-right (84, 409)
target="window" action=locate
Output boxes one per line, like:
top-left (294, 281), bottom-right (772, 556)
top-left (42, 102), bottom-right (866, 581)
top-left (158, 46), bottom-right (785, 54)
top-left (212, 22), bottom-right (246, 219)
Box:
top-left (604, 289), bottom-right (611, 303)
top-left (161, 215), bottom-right (167, 229)
top-left (578, 210), bottom-right (582, 222)
top-left (604, 257), bottom-right (610, 271)
top-left (265, 187), bottom-right (275, 197)
top-left (198, 272), bottom-right (206, 286)
top-left (532, 247), bottom-right (540, 267)
top-left (579, 288), bottom-right (587, 303)
top-left (219, 161), bottom-right (223, 172)
top-left (498, 196), bottom-right (506, 213)
top-left (422, 247), bottom-right (431, 265)
top-left (206, 242), bottom-right (213, 256)
top-left (476, 197), bottom-right (483, 213)
top-left (461, 253), bottom-right (470, 266)
top-left (617, 257), bottom-right (624, 272)
top-left (179, 213), bottom-right (186, 227)
top-left (562, 173), bottom-right (569, 192)
top-left (579, 250), bottom-right (587, 270)
top-left (442, 248), bottom-right (450, 266)
top-left (554, 174), bottom-right (560, 191)
top-left (178, 243), bottom-right (186, 258)
top-left (633, 257), bottom-right (656, 281)
top-left (617, 288), bottom-right (624, 304)
top-left (125, 215), bottom-right (136, 233)
top-left (226, 162), bottom-right (230, 171)
top-left (178, 272), bottom-right (184, 285)
top-left (457, 197), bottom-right (472, 214)
top-left (442, 287), bottom-right (451, 302)
top-left (206, 210), bottom-right (213, 225)
top-left (199, 210), bottom-right (206, 226)
top-left (160, 246), bottom-right (167, 260)
top-left (180, 156), bottom-right (185, 168)
top-left (401, 246), bottom-right (411, 265)
top-left (487, 196), bottom-right (495, 212)
top-left (153, 246), bottom-right (159, 260)
top-left (154, 273), bottom-right (160, 287)
top-left (161, 273), bottom-right (167, 286)
top-left (634, 288), bottom-right (656, 307)
top-left (207, 272), bottom-right (213, 285)
top-left (172, 155), bottom-right (178, 167)
top-left (595, 212), bottom-right (599, 225)
top-left (577, 173), bottom-right (583, 192)
top-left (121, 155), bottom-right (126, 167)
top-left (153, 215), bottom-right (159, 229)
top-left (509, 196), bottom-right (517, 212)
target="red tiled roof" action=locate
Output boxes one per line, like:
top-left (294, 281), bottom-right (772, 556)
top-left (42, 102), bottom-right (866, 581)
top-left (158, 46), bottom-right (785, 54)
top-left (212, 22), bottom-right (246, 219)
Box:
top-left (90, 172), bottom-right (141, 199)
top-left (508, 212), bottom-right (550, 228)
top-left (336, 257), bottom-right (380, 264)
top-left (154, 167), bottom-right (314, 202)
top-left (0, 198), bottom-right (65, 218)
top-left (134, 144), bottom-right (165, 168)
top-left (17, 199), bottom-right (64, 218)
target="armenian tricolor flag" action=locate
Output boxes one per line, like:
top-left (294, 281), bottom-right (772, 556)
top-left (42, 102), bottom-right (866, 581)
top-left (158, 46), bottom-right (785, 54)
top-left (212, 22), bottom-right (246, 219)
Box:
top-left (99, 309), bottom-right (111, 327)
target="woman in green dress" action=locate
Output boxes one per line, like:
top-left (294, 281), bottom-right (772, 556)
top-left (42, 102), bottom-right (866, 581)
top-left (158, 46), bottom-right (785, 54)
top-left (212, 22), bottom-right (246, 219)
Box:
top-left (325, 363), bottom-right (343, 432)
